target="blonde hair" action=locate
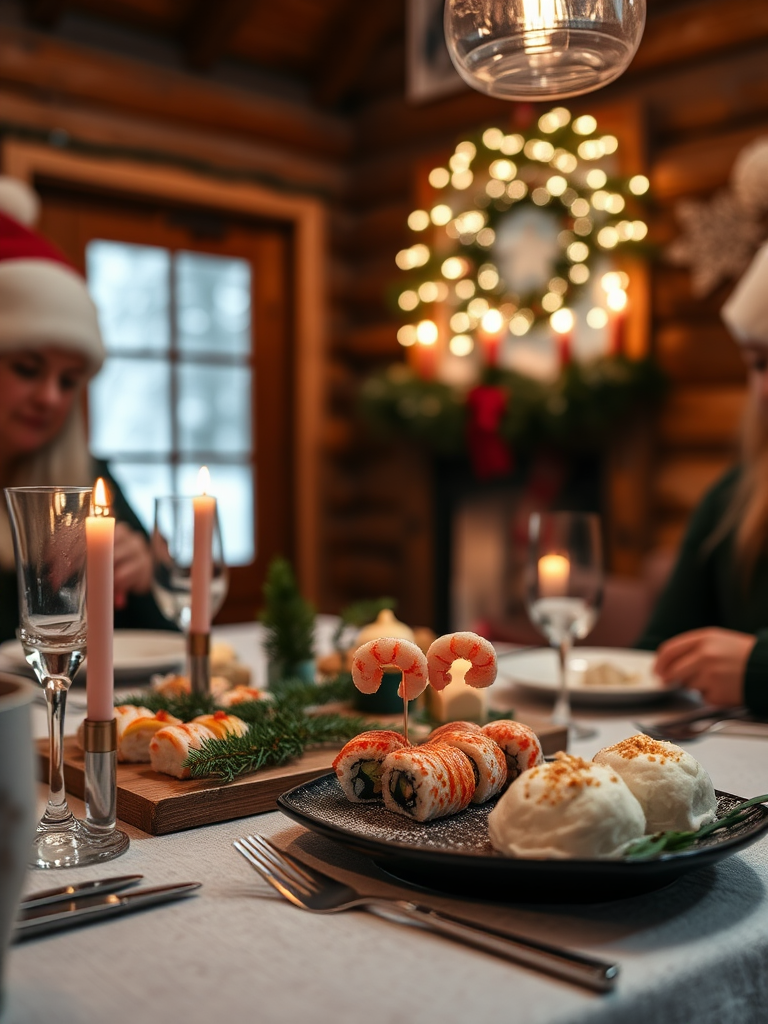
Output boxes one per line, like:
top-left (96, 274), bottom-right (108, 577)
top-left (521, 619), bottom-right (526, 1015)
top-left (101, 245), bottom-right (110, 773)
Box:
top-left (709, 396), bottom-right (768, 584)
top-left (0, 402), bottom-right (93, 569)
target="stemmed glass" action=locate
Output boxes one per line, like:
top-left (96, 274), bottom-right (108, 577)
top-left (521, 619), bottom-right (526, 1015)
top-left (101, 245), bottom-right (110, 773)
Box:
top-left (526, 511), bottom-right (603, 738)
top-left (151, 495), bottom-right (228, 638)
top-left (5, 486), bottom-right (123, 868)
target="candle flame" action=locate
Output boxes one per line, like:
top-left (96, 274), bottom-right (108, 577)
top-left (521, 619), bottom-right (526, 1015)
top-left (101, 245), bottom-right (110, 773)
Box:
top-left (93, 477), bottom-right (110, 516)
top-left (198, 466), bottom-right (211, 495)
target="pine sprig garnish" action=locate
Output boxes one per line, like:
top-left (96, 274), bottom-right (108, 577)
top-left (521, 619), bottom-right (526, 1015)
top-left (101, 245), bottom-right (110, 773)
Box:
top-left (121, 691), bottom-right (219, 720)
top-left (183, 709), bottom-right (372, 782)
top-left (624, 794), bottom-right (768, 860)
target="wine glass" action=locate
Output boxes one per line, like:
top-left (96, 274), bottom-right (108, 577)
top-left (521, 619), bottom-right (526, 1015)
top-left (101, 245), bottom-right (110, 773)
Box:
top-left (5, 485), bottom-right (125, 868)
top-left (151, 494), bottom-right (228, 635)
top-left (526, 511), bottom-right (603, 738)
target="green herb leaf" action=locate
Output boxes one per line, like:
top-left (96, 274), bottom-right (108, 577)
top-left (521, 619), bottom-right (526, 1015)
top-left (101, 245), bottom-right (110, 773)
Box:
top-left (624, 794), bottom-right (768, 860)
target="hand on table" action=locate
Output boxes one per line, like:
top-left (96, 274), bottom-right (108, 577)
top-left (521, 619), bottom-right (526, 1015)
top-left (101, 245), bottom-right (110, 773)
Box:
top-left (653, 627), bottom-right (757, 706)
top-left (113, 521), bottom-right (153, 609)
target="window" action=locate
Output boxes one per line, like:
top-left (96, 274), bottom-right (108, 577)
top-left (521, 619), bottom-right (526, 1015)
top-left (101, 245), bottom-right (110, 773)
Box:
top-left (87, 240), bottom-right (255, 567)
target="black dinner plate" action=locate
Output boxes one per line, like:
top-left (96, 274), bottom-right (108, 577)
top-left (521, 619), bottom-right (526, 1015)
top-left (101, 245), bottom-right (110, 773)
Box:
top-left (277, 775), bottom-right (768, 903)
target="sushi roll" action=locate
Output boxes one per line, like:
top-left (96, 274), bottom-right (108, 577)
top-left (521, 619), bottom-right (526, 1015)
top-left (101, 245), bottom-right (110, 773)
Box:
top-left (428, 721), bottom-right (482, 741)
top-left (482, 720), bottom-right (543, 784)
top-left (192, 711), bottom-right (249, 739)
top-left (76, 704), bottom-right (154, 751)
top-left (430, 729), bottom-right (507, 804)
top-left (381, 743), bottom-right (476, 821)
top-left (118, 709), bottom-right (182, 763)
top-left (333, 730), bottom-right (408, 803)
top-left (217, 686), bottom-right (268, 707)
top-left (149, 722), bottom-right (216, 779)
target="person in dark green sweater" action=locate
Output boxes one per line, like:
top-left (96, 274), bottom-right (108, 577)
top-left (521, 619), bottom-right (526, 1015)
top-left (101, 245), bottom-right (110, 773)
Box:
top-left (0, 177), bottom-right (171, 645)
top-left (638, 243), bottom-right (768, 716)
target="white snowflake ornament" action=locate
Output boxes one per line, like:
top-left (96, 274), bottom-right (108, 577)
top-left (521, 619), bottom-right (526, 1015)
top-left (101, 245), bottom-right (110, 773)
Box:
top-left (667, 191), bottom-right (765, 296)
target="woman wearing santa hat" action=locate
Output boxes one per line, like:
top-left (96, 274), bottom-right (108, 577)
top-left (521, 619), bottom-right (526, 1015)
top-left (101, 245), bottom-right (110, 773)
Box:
top-left (638, 243), bottom-right (768, 715)
top-left (0, 178), bottom-right (171, 643)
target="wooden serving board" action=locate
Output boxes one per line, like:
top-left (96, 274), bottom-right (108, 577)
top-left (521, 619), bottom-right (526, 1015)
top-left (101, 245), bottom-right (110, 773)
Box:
top-left (38, 719), bottom-right (568, 836)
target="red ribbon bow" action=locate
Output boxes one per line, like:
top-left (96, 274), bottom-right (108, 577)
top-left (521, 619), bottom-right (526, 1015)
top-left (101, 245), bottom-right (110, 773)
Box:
top-left (466, 385), bottom-right (514, 479)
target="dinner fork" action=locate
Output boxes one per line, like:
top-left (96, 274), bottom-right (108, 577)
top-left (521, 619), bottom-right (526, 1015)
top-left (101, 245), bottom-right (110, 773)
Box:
top-left (234, 834), bottom-right (618, 993)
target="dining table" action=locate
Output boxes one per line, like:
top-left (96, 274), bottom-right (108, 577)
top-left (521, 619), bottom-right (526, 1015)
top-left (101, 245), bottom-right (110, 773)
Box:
top-left (4, 620), bottom-right (768, 1024)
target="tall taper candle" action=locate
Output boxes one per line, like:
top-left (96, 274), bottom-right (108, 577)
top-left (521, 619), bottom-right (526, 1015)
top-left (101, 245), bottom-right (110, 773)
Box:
top-left (190, 466), bottom-right (216, 634)
top-left (86, 478), bottom-right (115, 722)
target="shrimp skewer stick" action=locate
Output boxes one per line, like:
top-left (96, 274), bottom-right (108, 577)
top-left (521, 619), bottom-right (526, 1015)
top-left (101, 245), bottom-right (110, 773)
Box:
top-left (426, 631), bottom-right (497, 691)
top-left (351, 637), bottom-right (429, 745)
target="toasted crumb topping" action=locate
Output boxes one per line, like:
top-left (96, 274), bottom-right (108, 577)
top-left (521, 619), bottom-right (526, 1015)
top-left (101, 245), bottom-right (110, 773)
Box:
top-left (523, 752), bottom-right (618, 806)
top-left (600, 733), bottom-right (683, 764)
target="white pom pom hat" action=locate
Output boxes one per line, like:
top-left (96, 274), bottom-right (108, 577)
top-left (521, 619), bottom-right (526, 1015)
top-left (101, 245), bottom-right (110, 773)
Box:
top-left (721, 242), bottom-right (768, 346)
top-left (0, 177), bottom-right (104, 373)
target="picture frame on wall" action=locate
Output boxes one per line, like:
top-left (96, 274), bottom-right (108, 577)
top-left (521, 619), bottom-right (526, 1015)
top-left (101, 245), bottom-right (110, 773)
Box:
top-left (406, 0), bottom-right (465, 104)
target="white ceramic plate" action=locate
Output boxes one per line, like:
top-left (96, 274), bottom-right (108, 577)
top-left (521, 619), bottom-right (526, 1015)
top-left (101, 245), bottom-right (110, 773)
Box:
top-left (0, 629), bottom-right (185, 679)
top-left (498, 646), bottom-right (670, 706)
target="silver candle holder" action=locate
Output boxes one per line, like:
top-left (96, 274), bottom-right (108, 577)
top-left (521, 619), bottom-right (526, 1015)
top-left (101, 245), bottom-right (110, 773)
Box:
top-left (189, 632), bottom-right (211, 696)
top-left (83, 719), bottom-right (130, 859)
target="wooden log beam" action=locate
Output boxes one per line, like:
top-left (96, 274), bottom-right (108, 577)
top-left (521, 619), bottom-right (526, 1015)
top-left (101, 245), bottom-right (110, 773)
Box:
top-left (655, 323), bottom-right (747, 384)
top-left (632, 0), bottom-right (768, 75)
top-left (658, 387), bottom-right (746, 448)
top-left (0, 25), bottom-right (350, 161)
top-left (24, 0), bottom-right (66, 27)
top-left (183, 0), bottom-right (257, 72)
top-left (313, 1), bottom-right (403, 109)
top-left (654, 455), bottom-right (733, 513)
top-left (651, 120), bottom-right (768, 200)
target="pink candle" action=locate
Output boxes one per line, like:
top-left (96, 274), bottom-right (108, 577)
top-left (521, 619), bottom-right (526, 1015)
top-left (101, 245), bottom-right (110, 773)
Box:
top-left (190, 466), bottom-right (216, 634)
top-left (86, 478), bottom-right (115, 722)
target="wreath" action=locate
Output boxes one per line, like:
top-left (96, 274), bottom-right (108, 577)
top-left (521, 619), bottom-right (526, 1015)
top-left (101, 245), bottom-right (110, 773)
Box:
top-left (393, 105), bottom-right (650, 349)
top-left (361, 106), bottom-right (661, 479)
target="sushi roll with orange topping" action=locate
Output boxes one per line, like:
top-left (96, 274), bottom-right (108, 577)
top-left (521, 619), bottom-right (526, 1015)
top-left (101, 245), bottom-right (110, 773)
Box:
top-left (118, 709), bottom-right (183, 763)
top-left (428, 721), bottom-right (482, 741)
top-left (192, 711), bottom-right (249, 739)
top-left (149, 722), bottom-right (216, 779)
top-left (76, 704), bottom-right (154, 752)
top-left (430, 728), bottom-right (507, 804)
top-left (381, 743), bottom-right (476, 821)
top-left (482, 720), bottom-right (543, 785)
top-left (333, 730), bottom-right (408, 803)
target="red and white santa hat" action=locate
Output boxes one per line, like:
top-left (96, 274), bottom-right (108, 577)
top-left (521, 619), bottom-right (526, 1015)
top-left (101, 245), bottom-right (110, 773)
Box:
top-left (0, 177), bottom-right (104, 373)
top-left (721, 241), bottom-right (768, 346)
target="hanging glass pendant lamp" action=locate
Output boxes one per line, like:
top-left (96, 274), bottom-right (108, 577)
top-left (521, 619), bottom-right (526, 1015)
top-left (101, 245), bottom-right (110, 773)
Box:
top-left (444, 0), bottom-right (646, 101)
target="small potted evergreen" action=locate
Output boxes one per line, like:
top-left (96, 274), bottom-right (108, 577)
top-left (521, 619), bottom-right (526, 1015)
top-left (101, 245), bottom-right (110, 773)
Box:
top-left (259, 557), bottom-right (315, 687)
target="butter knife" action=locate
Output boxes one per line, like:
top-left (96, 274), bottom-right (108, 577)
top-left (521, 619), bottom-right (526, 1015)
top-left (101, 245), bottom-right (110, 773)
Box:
top-left (20, 875), bottom-right (144, 910)
top-left (14, 882), bottom-right (202, 941)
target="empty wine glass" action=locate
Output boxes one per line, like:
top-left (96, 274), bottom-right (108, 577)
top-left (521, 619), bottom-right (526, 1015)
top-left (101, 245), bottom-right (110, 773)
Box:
top-left (526, 511), bottom-right (603, 738)
top-left (151, 495), bottom-right (228, 636)
top-left (5, 485), bottom-right (126, 868)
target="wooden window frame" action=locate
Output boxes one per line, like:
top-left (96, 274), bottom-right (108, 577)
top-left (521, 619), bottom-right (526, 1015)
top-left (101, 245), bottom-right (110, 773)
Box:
top-left (1, 139), bottom-right (326, 603)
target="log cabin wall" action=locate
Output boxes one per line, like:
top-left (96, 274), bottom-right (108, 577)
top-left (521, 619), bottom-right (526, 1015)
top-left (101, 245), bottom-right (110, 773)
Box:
top-left (0, 0), bottom-right (767, 627)
top-left (327, 0), bottom-right (768, 626)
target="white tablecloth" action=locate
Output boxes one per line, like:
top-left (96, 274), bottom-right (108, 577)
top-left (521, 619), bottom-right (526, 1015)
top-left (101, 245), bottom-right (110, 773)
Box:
top-left (5, 625), bottom-right (768, 1024)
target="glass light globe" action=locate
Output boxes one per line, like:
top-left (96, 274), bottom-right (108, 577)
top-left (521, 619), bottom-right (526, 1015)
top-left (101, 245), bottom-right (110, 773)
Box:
top-left (445, 0), bottom-right (646, 101)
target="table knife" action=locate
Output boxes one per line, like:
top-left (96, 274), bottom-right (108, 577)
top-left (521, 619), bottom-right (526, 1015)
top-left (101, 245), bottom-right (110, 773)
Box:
top-left (14, 882), bottom-right (202, 941)
top-left (20, 875), bottom-right (144, 910)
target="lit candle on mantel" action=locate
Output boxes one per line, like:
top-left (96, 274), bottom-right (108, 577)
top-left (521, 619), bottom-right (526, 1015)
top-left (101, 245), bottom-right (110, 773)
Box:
top-left (550, 308), bottom-right (575, 371)
top-left (86, 478), bottom-right (115, 722)
top-left (190, 466), bottom-right (216, 635)
top-left (538, 553), bottom-right (570, 598)
top-left (606, 287), bottom-right (628, 357)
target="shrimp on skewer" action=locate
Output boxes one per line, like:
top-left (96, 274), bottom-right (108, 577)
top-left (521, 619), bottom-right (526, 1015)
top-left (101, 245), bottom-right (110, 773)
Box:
top-left (426, 631), bottom-right (497, 691)
top-left (351, 637), bottom-right (429, 701)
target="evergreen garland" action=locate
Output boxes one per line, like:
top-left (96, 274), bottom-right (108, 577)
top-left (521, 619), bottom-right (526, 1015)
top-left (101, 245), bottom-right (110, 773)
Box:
top-left (361, 355), bottom-right (665, 457)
